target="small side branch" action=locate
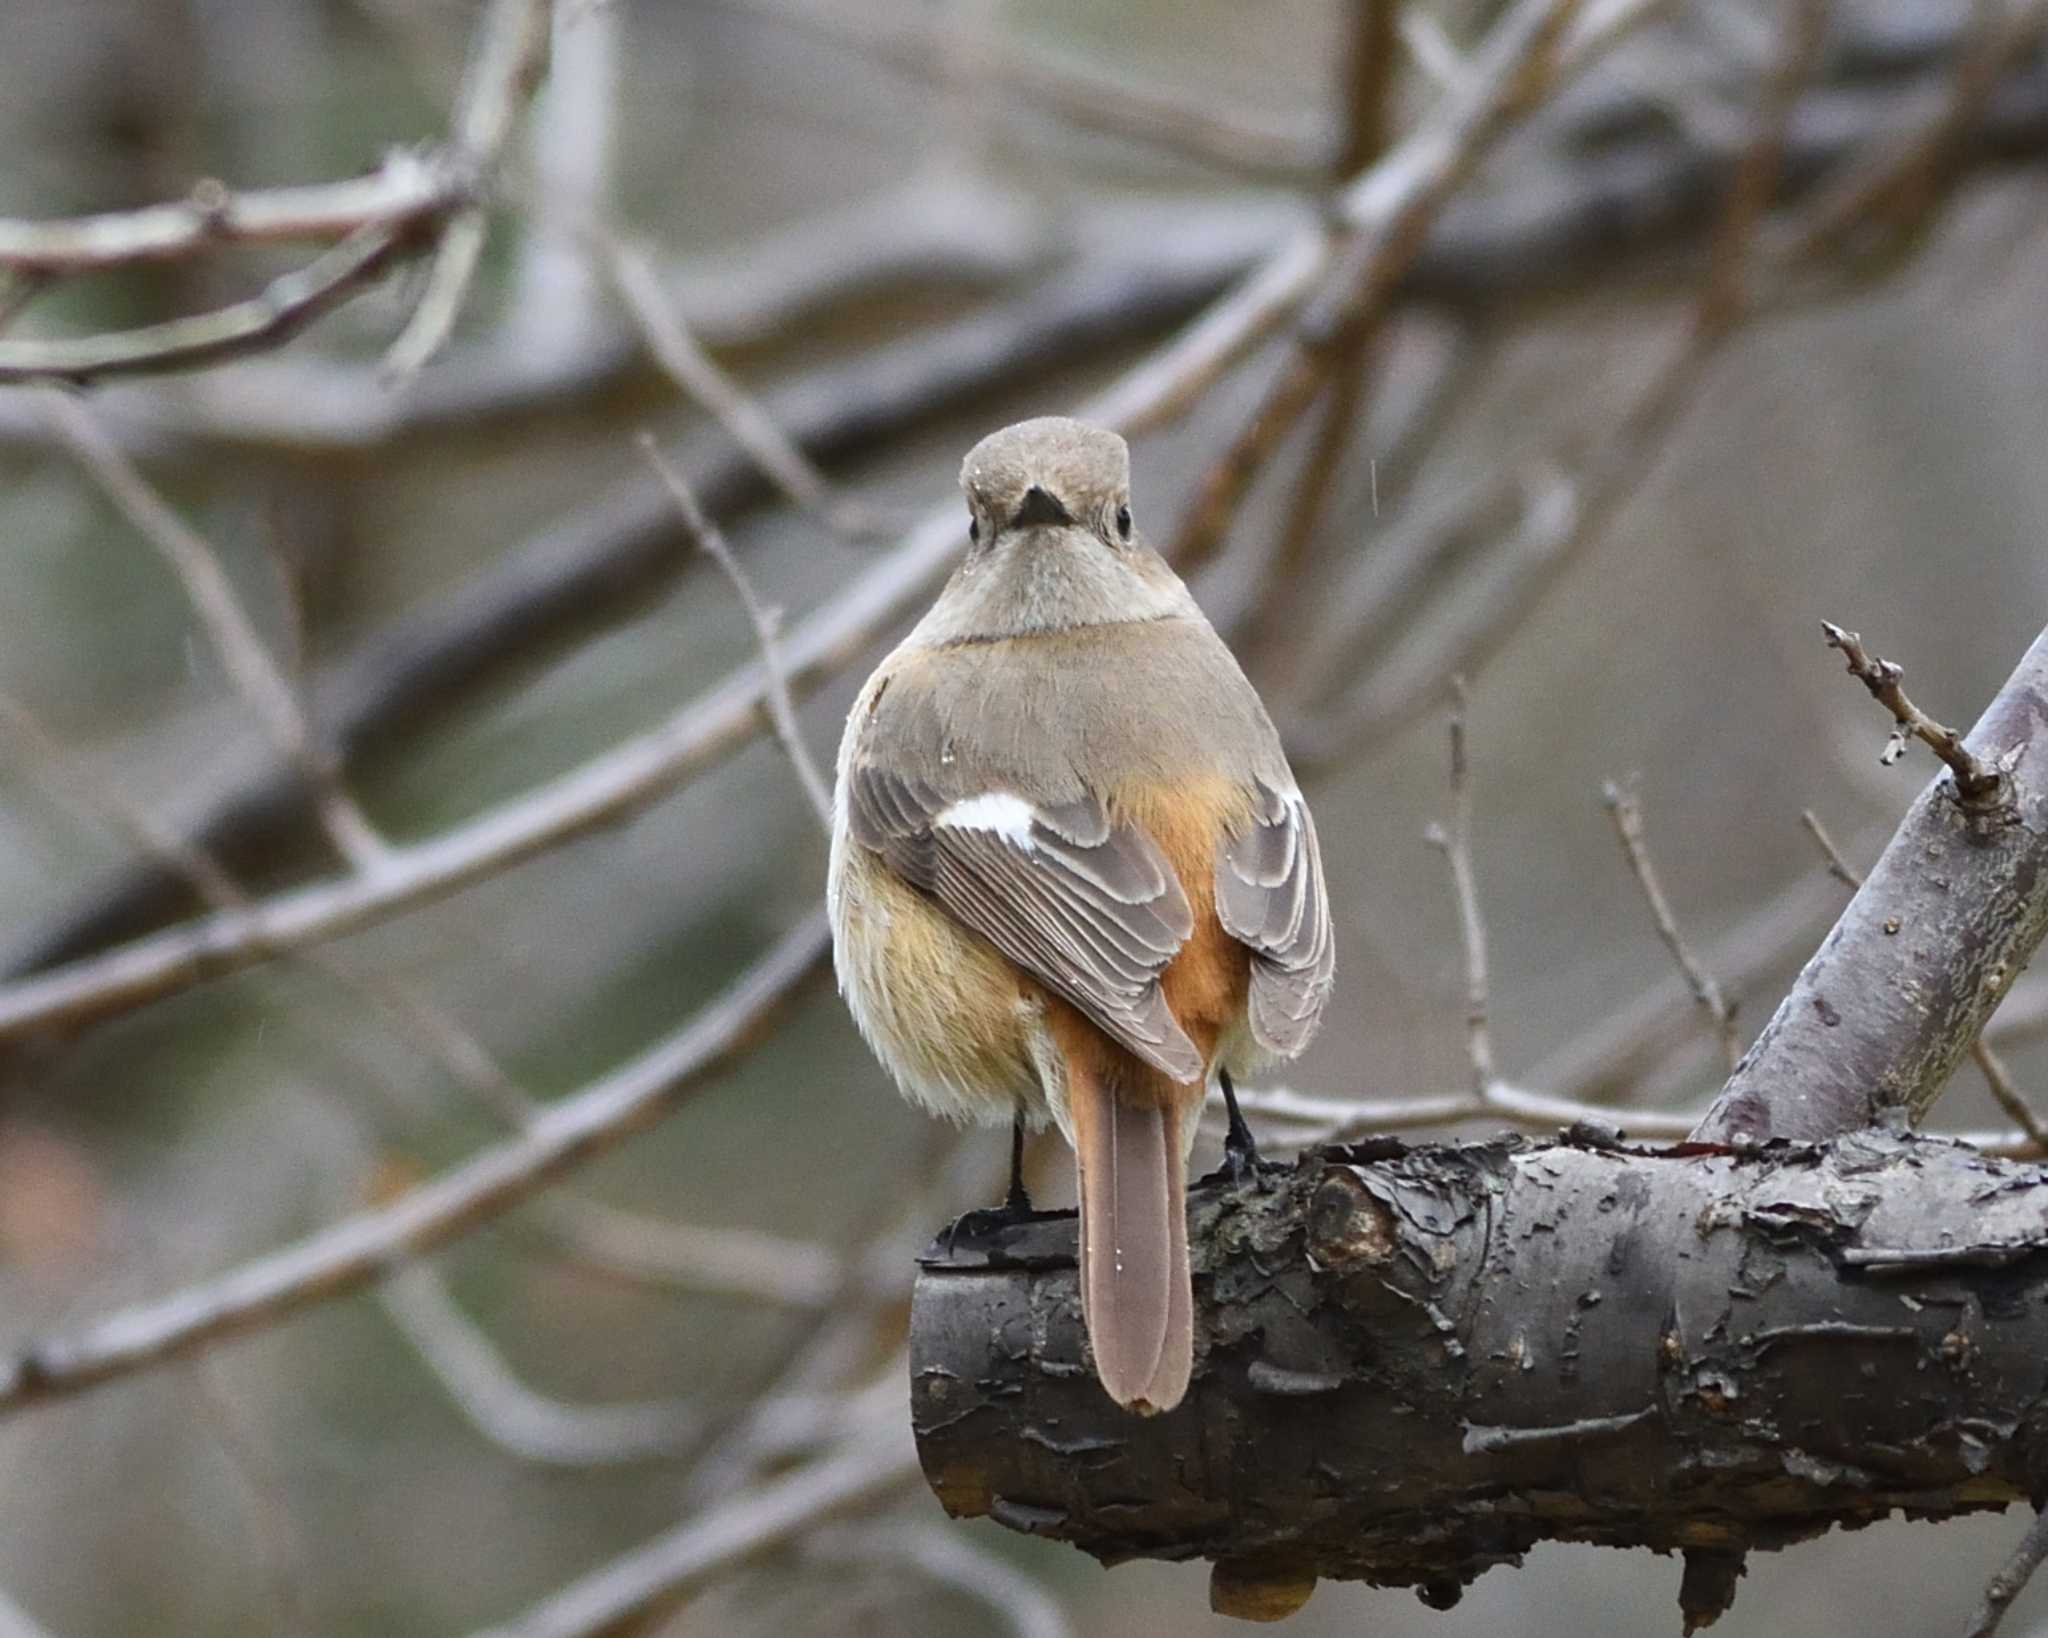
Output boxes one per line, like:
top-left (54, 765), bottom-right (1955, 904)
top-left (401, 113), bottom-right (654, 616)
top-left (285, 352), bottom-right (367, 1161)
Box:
top-left (636, 434), bottom-right (834, 828)
top-left (1426, 680), bottom-right (1496, 1095)
top-left (0, 227), bottom-right (411, 383)
top-left (1693, 622), bottom-right (2048, 1145)
top-left (382, 0), bottom-right (554, 382)
top-left (1823, 621), bottom-right (2004, 802)
top-left (0, 916), bottom-right (826, 1416)
top-left (36, 387), bottom-right (388, 873)
top-left (1603, 780), bottom-right (1741, 1073)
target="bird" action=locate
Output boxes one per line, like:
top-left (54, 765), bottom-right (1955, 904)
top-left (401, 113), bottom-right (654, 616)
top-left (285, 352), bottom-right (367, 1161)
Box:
top-left (827, 416), bottom-right (1333, 1413)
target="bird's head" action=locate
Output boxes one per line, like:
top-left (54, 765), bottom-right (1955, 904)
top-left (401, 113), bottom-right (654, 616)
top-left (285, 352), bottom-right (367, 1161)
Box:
top-left (918, 417), bottom-right (1194, 643)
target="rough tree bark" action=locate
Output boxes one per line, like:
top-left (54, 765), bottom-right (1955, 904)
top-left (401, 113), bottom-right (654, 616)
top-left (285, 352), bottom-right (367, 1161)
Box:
top-left (913, 1133), bottom-right (2048, 1625)
top-left (908, 621), bottom-right (2048, 1627)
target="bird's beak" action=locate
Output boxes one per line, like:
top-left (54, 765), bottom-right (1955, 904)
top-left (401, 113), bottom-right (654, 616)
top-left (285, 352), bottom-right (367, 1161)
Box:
top-left (1008, 484), bottom-right (1072, 530)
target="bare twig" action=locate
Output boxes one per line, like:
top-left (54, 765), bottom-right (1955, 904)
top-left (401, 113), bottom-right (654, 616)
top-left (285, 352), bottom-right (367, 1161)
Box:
top-left (1170, 0), bottom-right (1630, 570)
top-left (1694, 625), bottom-right (2048, 1145)
top-left (636, 434), bottom-right (834, 828)
top-left (380, 1264), bottom-right (702, 1465)
top-left (471, 1403), bottom-right (919, 1638)
top-left (1800, 810), bottom-right (2048, 1151)
top-left (503, 0), bottom-right (617, 364)
top-left (1962, 1503), bottom-right (2048, 1638)
top-left (1217, 1080), bottom-right (2043, 1159)
top-left (1790, 0), bottom-right (2048, 268)
top-left (0, 152), bottom-right (461, 273)
top-left (1216, 1082), bottom-right (1700, 1145)
top-left (1397, 9), bottom-right (1468, 92)
top-left (1, 680), bottom-right (833, 1312)
top-left (808, 1523), bottom-right (1075, 1638)
top-left (1821, 621), bottom-right (2004, 801)
top-left (1238, 0), bottom-right (1399, 678)
top-left (610, 242), bottom-right (878, 542)
top-left (1425, 680), bottom-right (1496, 1096)
top-left (382, 0), bottom-right (554, 382)
top-left (34, 387), bottom-right (388, 873)
top-left (1602, 781), bottom-right (1742, 1074)
top-left (532, 1199), bottom-right (866, 1305)
top-left (0, 226), bottom-right (413, 383)
top-left (1696, 0), bottom-right (1833, 333)
top-left (718, 0), bottom-right (1326, 180)
top-left (0, 914), bottom-right (827, 1415)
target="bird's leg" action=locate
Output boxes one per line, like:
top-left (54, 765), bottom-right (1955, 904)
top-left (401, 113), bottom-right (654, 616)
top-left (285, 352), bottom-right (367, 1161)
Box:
top-left (941, 1113), bottom-right (1036, 1259)
top-left (1218, 1068), bottom-right (1266, 1183)
top-left (1004, 1113), bottom-right (1033, 1217)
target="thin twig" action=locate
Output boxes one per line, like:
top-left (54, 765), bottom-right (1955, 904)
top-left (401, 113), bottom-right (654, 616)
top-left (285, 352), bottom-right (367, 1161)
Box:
top-left (808, 1523), bottom-right (1076, 1638)
top-left (1238, 0), bottom-right (1399, 678)
top-left (608, 241), bottom-right (879, 542)
top-left (1425, 679), bottom-right (1496, 1096)
top-left (716, 0), bottom-right (1326, 180)
top-left (1821, 621), bottom-right (2004, 800)
top-left (1790, 0), bottom-right (2048, 268)
top-left (1603, 780), bottom-right (1743, 1074)
top-left (34, 387), bottom-right (388, 873)
top-left (1961, 1503), bottom-right (2048, 1638)
top-left (0, 684), bottom-right (829, 1310)
top-left (0, 226), bottom-right (413, 383)
top-left (1170, 0), bottom-right (1634, 570)
top-left (0, 152), bottom-right (461, 273)
top-left (0, 914), bottom-right (827, 1416)
top-left (382, 0), bottom-right (554, 382)
top-left (1801, 810), bottom-right (2048, 1151)
top-left (1214, 1081), bottom-right (2043, 1159)
top-left (1696, 0), bottom-right (1833, 333)
top-left (636, 433), bottom-right (834, 828)
top-left (380, 1264), bottom-right (702, 1465)
top-left (470, 1402), bottom-right (919, 1638)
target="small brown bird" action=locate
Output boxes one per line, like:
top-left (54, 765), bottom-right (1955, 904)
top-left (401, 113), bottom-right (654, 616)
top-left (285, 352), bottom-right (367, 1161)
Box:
top-left (828, 417), bottom-right (1333, 1412)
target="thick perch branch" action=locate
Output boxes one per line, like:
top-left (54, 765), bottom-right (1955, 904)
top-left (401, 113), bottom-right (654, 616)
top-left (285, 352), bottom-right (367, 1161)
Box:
top-left (1692, 623), bottom-right (2048, 1144)
top-left (911, 1133), bottom-right (2048, 1623)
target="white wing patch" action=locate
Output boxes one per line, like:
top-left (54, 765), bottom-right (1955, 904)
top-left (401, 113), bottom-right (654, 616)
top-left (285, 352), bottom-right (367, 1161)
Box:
top-left (935, 792), bottom-right (1038, 851)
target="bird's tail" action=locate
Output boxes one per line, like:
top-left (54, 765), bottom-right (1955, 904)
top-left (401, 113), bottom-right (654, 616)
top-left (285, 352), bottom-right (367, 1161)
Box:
top-left (1068, 1057), bottom-right (1193, 1413)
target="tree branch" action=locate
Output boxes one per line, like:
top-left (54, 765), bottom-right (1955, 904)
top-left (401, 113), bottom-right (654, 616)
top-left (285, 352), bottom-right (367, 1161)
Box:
top-left (911, 1133), bottom-right (2048, 1624)
top-left (381, 0), bottom-right (554, 382)
top-left (471, 1401), bottom-right (918, 1638)
top-left (0, 227), bottom-right (415, 384)
top-left (0, 914), bottom-right (826, 1414)
top-left (1692, 623), bottom-right (2048, 1144)
top-left (0, 152), bottom-right (461, 273)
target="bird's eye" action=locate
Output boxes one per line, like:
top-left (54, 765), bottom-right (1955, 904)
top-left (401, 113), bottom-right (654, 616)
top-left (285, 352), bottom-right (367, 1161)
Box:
top-left (1115, 504), bottom-right (1132, 541)
top-left (968, 516), bottom-right (980, 543)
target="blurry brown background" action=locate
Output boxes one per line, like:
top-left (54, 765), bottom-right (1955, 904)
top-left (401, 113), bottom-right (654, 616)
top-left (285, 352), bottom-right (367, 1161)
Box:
top-left (1, 0), bottom-right (2046, 1633)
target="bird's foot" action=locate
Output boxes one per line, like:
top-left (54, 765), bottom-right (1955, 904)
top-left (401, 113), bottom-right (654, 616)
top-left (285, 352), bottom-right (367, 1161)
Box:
top-left (1201, 1071), bottom-right (1276, 1190)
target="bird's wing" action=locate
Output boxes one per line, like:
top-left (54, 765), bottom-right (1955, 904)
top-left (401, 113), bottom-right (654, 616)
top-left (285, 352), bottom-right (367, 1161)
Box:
top-left (1214, 779), bottom-right (1335, 1058)
top-left (846, 763), bottom-right (1204, 1083)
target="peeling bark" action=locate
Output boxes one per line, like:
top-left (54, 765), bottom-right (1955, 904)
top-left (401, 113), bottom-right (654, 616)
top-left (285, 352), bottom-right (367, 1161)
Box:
top-left (1693, 626), bottom-right (2048, 1145)
top-left (910, 1133), bottom-right (2048, 1623)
